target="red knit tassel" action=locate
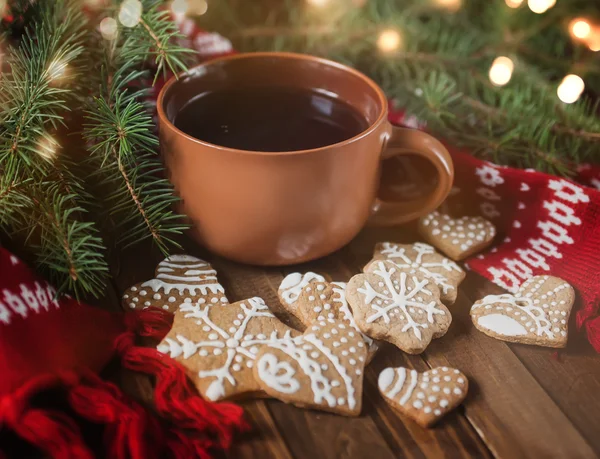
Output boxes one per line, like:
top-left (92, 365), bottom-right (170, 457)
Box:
top-left (0, 375), bottom-right (93, 459)
top-left (126, 307), bottom-right (174, 340)
top-left (68, 372), bottom-right (164, 459)
top-left (115, 332), bottom-right (247, 457)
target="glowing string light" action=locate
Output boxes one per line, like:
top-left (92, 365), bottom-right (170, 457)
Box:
top-left (527, 0), bottom-right (556, 14)
top-left (307, 0), bottom-right (328, 6)
top-left (505, 0), bottom-right (523, 8)
top-left (377, 29), bottom-right (402, 53)
top-left (47, 58), bottom-right (69, 82)
top-left (557, 74), bottom-right (584, 104)
top-left (434, 0), bottom-right (462, 12)
top-left (488, 56), bottom-right (514, 86)
top-left (36, 134), bottom-right (60, 161)
top-left (570, 19), bottom-right (591, 40)
top-left (119, 0), bottom-right (142, 28)
top-left (99, 17), bottom-right (118, 40)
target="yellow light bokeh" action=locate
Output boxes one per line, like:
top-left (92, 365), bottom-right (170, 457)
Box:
top-left (307, 0), bottom-right (329, 7)
top-left (36, 134), bottom-right (60, 161)
top-left (47, 59), bottom-right (68, 82)
top-left (171, 0), bottom-right (188, 15)
top-left (119, 0), bottom-right (143, 28)
top-left (99, 17), bottom-right (118, 40)
top-left (571, 19), bottom-right (591, 39)
top-left (557, 74), bottom-right (585, 104)
top-left (377, 29), bottom-right (402, 53)
top-left (505, 0), bottom-right (524, 8)
top-left (527, 0), bottom-right (556, 14)
top-left (489, 56), bottom-right (514, 86)
top-left (434, 0), bottom-right (462, 12)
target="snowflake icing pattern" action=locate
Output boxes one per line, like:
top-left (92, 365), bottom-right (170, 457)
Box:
top-left (379, 242), bottom-right (463, 295)
top-left (158, 297), bottom-right (295, 401)
top-left (356, 261), bottom-right (448, 341)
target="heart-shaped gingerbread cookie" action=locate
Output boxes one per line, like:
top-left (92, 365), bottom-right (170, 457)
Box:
top-left (368, 242), bottom-right (465, 304)
top-left (346, 261), bottom-right (451, 354)
top-left (254, 318), bottom-right (367, 416)
top-left (418, 211), bottom-right (496, 260)
top-left (122, 254), bottom-right (228, 313)
top-left (378, 366), bottom-right (468, 427)
top-left (471, 275), bottom-right (574, 348)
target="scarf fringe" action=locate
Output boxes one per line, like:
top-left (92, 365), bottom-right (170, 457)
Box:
top-left (0, 308), bottom-right (247, 459)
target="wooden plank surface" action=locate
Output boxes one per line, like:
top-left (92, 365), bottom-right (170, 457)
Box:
top-left (107, 228), bottom-right (600, 459)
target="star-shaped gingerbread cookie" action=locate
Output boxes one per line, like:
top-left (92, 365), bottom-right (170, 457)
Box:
top-left (122, 254), bottom-right (228, 313)
top-left (368, 242), bottom-right (465, 304)
top-left (157, 297), bottom-right (298, 401)
top-left (346, 260), bottom-right (451, 354)
top-left (471, 275), bottom-right (574, 348)
top-left (418, 211), bottom-right (496, 260)
top-left (254, 318), bottom-right (367, 416)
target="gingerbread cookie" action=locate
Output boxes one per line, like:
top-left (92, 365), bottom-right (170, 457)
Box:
top-left (254, 318), bottom-right (367, 416)
top-left (122, 255), bottom-right (228, 313)
top-left (278, 272), bottom-right (326, 311)
top-left (157, 297), bottom-right (298, 401)
top-left (471, 275), bottom-right (574, 348)
top-left (368, 242), bottom-right (465, 304)
top-left (293, 280), bottom-right (378, 361)
top-left (346, 260), bottom-right (451, 354)
top-left (418, 211), bottom-right (496, 261)
top-left (378, 366), bottom-right (468, 427)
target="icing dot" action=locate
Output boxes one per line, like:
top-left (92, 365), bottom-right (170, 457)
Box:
top-left (413, 400), bottom-right (423, 409)
top-left (245, 335), bottom-right (254, 340)
top-left (321, 364), bottom-right (328, 370)
top-left (341, 338), bottom-right (348, 343)
top-left (331, 381), bottom-right (341, 387)
top-left (443, 388), bottom-right (451, 394)
top-left (123, 294), bottom-right (129, 299)
top-left (246, 361), bottom-right (254, 368)
top-left (443, 376), bottom-right (451, 382)
top-left (208, 333), bottom-right (218, 340)
top-left (140, 290), bottom-right (147, 296)
top-left (440, 399), bottom-right (449, 408)
top-left (250, 347), bottom-right (259, 354)
top-left (357, 342), bottom-right (364, 348)
top-left (132, 297), bottom-right (139, 303)
top-left (434, 409), bottom-right (441, 416)
top-left (211, 298), bottom-right (218, 304)
top-left (257, 334), bottom-right (266, 340)
top-left (454, 369), bottom-right (460, 374)
top-left (432, 369), bottom-right (438, 374)
top-left (323, 333), bottom-right (331, 339)
top-left (198, 299), bottom-right (206, 304)
top-left (213, 349), bottom-right (222, 355)
top-left (168, 296), bottom-right (176, 302)
top-left (457, 377), bottom-right (465, 384)
top-left (417, 392), bottom-right (425, 399)
top-left (235, 355), bottom-right (243, 362)
top-left (314, 307), bottom-right (322, 313)
top-left (220, 297), bottom-right (228, 302)
top-left (228, 327), bottom-right (236, 333)
top-left (453, 388), bottom-right (462, 395)
top-left (233, 320), bottom-right (241, 326)
top-left (428, 396), bottom-right (437, 403)
top-left (324, 303), bottom-right (331, 310)
top-left (237, 314), bottom-right (244, 319)
top-left (355, 369), bottom-right (362, 375)
top-left (309, 296), bottom-right (315, 301)
top-left (333, 342), bottom-right (340, 347)
top-left (317, 285), bottom-right (325, 291)
top-left (232, 364), bottom-right (241, 371)
top-left (420, 383), bottom-right (428, 389)
top-left (162, 305), bottom-right (169, 310)
top-left (310, 351), bottom-right (319, 358)
top-left (129, 303), bottom-right (136, 309)
top-left (226, 339), bottom-right (239, 348)
top-left (424, 407), bottom-right (432, 414)
top-left (144, 301), bottom-right (151, 306)
top-left (553, 327), bottom-right (560, 333)
top-left (433, 377), bottom-right (440, 383)
top-left (338, 397), bottom-right (345, 405)
top-left (349, 359), bottom-right (356, 365)
top-left (320, 294), bottom-right (326, 300)
top-left (342, 350), bottom-right (349, 356)
top-left (432, 386), bottom-right (440, 392)
top-left (441, 367), bottom-right (448, 371)
top-left (184, 298), bottom-right (192, 303)
top-left (199, 350), bottom-right (208, 356)
top-left (153, 294), bottom-right (161, 300)
top-left (131, 287), bottom-right (138, 292)
top-left (561, 311), bottom-right (567, 316)
top-left (332, 329), bottom-right (338, 335)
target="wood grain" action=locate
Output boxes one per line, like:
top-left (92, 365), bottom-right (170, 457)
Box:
top-left (103, 229), bottom-right (600, 458)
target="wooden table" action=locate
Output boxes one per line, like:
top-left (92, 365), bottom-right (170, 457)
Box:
top-left (108, 225), bottom-right (600, 459)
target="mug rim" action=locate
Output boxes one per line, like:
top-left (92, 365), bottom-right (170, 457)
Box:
top-left (156, 51), bottom-right (389, 156)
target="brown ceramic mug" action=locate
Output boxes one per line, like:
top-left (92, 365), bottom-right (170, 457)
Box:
top-left (157, 52), bottom-right (453, 265)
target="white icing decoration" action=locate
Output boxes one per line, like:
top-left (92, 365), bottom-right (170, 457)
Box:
top-left (142, 279), bottom-right (224, 296)
top-left (378, 368), bottom-right (395, 392)
top-left (358, 262), bottom-right (446, 340)
top-left (158, 297), bottom-right (291, 401)
top-left (279, 272), bottom-right (326, 305)
top-left (257, 353), bottom-right (300, 394)
top-left (477, 314), bottom-right (528, 336)
top-left (331, 282), bottom-right (376, 354)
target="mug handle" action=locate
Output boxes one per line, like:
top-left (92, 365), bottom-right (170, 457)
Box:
top-left (369, 122), bottom-right (454, 226)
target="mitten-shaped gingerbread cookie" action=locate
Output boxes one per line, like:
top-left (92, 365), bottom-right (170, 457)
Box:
top-left (254, 318), bottom-right (367, 416)
top-left (471, 275), bottom-right (574, 348)
top-left (346, 260), bottom-right (451, 354)
top-left (122, 255), bottom-right (228, 313)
